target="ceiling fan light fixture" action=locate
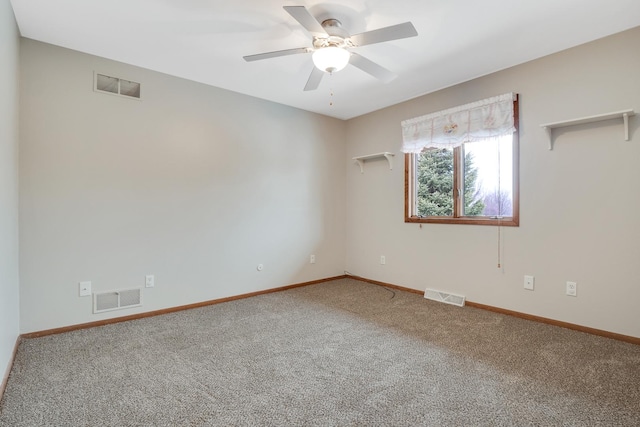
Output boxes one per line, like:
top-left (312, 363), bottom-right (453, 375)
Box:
top-left (312, 46), bottom-right (350, 73)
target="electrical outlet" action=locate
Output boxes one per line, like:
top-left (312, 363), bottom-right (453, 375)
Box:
top-left (145, 274), bottom-right (154, 288)
top-left (79, 281), bottom-right (92, 297)
top-left (310, 254), bottom-right (316, 264)
top-left (380, 255), bottom-right (386, 265)
top-left (566, 281), bottom-right (577, 296)
top-left (524, 275), bottom-right (534, 291)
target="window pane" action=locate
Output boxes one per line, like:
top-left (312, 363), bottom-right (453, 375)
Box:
top-left (463, 136), bottom-right (513, 217)
top-left (416, 148), bottom-right (454, 216)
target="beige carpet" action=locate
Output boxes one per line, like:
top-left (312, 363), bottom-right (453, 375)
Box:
top-left (1, 278), bottom-right (639, 426)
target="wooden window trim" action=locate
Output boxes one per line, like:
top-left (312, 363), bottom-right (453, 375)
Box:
top-left (404, 97), bottom-right (520, 227)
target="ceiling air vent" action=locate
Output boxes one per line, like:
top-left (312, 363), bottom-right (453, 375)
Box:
top-left (95, 72), bottom-right (141, 99)
top-left (93, 288), bottom-right (142, 313)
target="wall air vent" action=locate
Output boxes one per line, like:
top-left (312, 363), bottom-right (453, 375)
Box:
top-left (93, 288), bottom-right (142, 314)
top-left (424, 288), bottom-right (465, 307)
top-left (94, 72), bottom-right (141, 99)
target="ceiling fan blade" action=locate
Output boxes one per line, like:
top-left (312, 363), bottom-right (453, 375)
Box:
top-left (243, 47), bottom-right (310, 62)
top-left (349, 53), bottom-right (397, 83)
top-left (283, 6), bottom-right (327, 36)
top-left (350, 22), bottom-right (418, 47)
top-left (304, 67), bottom-right (325, 91)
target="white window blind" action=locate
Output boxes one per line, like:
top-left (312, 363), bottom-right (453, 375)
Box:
top-left (401, 92), bottom-right (516, 153)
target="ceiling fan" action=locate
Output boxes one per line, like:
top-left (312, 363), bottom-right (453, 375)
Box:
top-left (243, 6), bottom-right (418, 91)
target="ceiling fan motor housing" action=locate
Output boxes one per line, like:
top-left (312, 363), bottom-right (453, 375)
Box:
top-left (321, 19), bottom-right (348, 37)
top-left (313, 19), bottom-right (352, 49)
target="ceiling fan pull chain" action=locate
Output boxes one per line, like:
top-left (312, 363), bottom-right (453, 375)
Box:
top-left (329, 74), bottom-right (334, 106)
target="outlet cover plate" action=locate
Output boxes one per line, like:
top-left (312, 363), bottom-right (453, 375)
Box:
top-left (145, 275), bottom-right (154, 288)
top-left (524, 275), bottom-right (535, 291)
top-left (566, 281), bottom-right (577, 296)
top-left (79, 281), bottom-right (92, 297)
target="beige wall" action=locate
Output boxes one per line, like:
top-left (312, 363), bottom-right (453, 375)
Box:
top-left (0, 0), bottom-right (20, 381)
top-left (14, 24), bottom-right (640, 339)
top-left (345, 27), bottom-right (640, 338)
top-left (19, 39), bottom-right (346, 333)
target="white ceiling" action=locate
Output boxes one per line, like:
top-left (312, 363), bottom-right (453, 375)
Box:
top-left (10, 0), bottom-right (640, 120)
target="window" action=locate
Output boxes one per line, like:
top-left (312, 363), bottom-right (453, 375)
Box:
top-left (403, 94), bottom-right (519, 226)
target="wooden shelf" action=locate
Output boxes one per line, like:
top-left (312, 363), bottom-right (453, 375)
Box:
top-left (540, 109), bottom-right (635, 150)
top-left (352, 152), bottom-right (395, 173)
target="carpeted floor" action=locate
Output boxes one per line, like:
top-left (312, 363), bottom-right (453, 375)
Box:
top-left (1, 278), bottom-right (639, 426)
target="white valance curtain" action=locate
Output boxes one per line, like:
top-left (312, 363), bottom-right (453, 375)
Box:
top-left (401, 92), bottom-right (516, 153)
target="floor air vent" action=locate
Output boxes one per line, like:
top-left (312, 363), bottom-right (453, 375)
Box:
top-left (94, 288), bottom-right (142, 314)
top-left (424, 288), bottom-right (465, 307)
